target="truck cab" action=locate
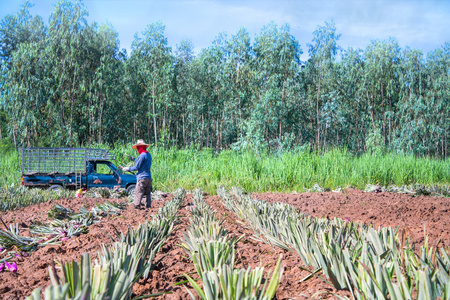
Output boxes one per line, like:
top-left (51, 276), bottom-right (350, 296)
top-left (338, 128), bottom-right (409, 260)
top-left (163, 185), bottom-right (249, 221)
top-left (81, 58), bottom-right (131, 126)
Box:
top-left (86, 160), bottom-right (136, 194)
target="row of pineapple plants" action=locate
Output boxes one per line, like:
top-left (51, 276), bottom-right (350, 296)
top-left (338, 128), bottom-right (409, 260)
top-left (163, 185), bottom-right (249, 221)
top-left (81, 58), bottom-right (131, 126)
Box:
top-left (0, 202), bottom-right (124, 274)
top-left (180, 189), bottom-right (283, 299)
top-left (0, 184), bottom-right (76, 212)
top-left (0, 183), bottom-right (133, 213)
top-left (0, 201), bottom-right (127, 260)
top-left (25, 188), bottom-right (186, 300)
top-left (218, 187), bottom-right (450, 299)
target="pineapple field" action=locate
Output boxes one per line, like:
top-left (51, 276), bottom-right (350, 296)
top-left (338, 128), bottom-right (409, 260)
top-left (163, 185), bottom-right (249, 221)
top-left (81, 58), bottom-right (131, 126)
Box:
top-left (1, 187), bottom-right (449, 299)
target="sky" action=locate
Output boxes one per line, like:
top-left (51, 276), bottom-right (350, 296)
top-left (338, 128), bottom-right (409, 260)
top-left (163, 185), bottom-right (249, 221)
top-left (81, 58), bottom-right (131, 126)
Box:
top-left (0, 0), bottom-right (449, 61)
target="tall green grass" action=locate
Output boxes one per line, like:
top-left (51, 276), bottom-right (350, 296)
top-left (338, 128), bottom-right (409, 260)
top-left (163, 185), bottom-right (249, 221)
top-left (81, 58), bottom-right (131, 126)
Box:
top-left (1, 144), bottom-right (449, 195)
top-left (112, 145), bottom-right (450, 194)
top-left (0, 144), bottom-right (20, 187)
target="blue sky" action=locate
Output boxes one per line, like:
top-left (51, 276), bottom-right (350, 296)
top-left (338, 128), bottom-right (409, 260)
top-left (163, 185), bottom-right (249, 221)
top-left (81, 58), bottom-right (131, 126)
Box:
top-left (1, 0), bottom-right (449, 60)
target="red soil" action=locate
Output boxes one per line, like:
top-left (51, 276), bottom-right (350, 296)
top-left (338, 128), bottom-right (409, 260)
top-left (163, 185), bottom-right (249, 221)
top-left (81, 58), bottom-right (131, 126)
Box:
top-left (0, 189), bottom-right (449, 299)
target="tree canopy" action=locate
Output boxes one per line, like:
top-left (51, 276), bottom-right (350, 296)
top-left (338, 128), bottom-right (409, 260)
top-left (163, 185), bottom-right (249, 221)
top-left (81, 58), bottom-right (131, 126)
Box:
top-left (1, 1), bottom-right (448, 158)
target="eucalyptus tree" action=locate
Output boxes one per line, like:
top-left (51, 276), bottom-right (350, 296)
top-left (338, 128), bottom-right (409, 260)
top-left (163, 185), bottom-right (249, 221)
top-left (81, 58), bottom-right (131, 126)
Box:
top-left (130, 21), bottom-right (173, 147)
top-left (334, 48), bottom-right (367, 152)
top-left (395, 45), bottom-right (449, 157)
top-left (395, 48), bottom-right (427, 154)
top-left (183, 32), bottom-right (231, 148)
top-left (0, 105), bottom-right (6, 141)
top-left (306, 20), bottom-right (341, 150)
top-left (110, 50), bottom-right (135, 144)
top-left (0, 1), bottom-right (45, 66)
top-left (189, 45), bottom-right (221, 147)
top-left (0, 2), bottom-right (46, 147)
top-left (1, 0), bottom-right (449, 158)
top-left (44, 0), bottom-right (93, 145)
top-left (424, 43), bottom-right (450, 157)
top-left (207, 32), bottom-right (232, 148)
top-left (174, 39), bottom-right (195, 146)
top-left (3, 0), bottom-right (127, 147)
top-left (225, 28), bottom-right (253, 144)
top-left (3, 41), bottom-right (49, 147)
top-left (362, 37), bottom-right (401, 146)
top-left (82, 23), bottom-right (125, 145)
top-left (252, 22), bottom-right (302, 148)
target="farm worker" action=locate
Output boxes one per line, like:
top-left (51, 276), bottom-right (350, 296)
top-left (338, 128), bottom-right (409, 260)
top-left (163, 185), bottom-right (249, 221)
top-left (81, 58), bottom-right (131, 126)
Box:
top-left (123, 139), bottom-right (152, 210)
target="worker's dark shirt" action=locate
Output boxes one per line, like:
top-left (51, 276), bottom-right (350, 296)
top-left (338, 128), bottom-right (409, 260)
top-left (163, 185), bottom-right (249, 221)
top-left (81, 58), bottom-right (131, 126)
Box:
top-left (129, 152), bottom-right (152, 180)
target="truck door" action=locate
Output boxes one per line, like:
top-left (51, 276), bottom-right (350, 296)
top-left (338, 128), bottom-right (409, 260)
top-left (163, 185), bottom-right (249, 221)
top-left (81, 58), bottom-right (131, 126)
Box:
top-left (89, 162), bottom-right (118, 188)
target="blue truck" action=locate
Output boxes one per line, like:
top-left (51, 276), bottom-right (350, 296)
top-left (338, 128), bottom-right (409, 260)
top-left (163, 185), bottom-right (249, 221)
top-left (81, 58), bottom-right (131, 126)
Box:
top-left (20, 148), bottom-right (137, 195)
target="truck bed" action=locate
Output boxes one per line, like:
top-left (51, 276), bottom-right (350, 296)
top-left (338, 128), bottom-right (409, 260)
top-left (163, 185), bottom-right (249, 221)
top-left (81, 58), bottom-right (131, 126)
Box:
top-left (23, 172), bottom-right (86, 189)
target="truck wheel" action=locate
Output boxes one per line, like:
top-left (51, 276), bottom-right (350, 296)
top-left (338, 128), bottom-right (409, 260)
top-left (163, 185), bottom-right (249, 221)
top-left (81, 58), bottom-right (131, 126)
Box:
top-left (127, 184), bottom-right (136, 196)
top-left (48, 184), bottom-right (63, 192)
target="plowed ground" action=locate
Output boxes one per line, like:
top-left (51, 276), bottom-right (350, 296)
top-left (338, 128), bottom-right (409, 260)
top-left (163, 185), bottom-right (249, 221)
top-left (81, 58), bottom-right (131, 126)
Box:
top-left (1, 189), bottom-right (449, 299)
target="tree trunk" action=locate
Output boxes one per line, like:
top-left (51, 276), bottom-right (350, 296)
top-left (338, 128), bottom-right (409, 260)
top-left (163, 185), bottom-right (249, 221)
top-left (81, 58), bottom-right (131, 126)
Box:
top-left (280, 81), bottom-right (286, 141)
top-left (182, 114), bottom-right (186, 146)
top-left (163, 100), bottom-right (167, 143)
top-left (336, 120), bottom-right (339, 146)
top-left (69, 67), bottom-right (77, 145)
top-left (381, 82), bottom-right (386, 145)
top-left (60, 97), bottom-right (65, 128)
top-left (99, 97), bottom-right (103, 144)
top-left (202, 113), bottom-right (204, 147)
top-left (26, 126), bottom-right (30, 147)
top-left (367, 91), bottom-right (376, 131)
top-left (316, 65), bottom-right (323, 150)
top-left (152, 80), bottom-right (158, 147)
top-left (175, 118), bottom-right (179, 145)
top-left (445, 116), bottom-right (448, 158)
top-left (388, 95), bottom-right (392, 146)
top-left (220, 120), bottom-right (223, 149)
top-left (216, 119), bottom-right (219, 148)
top-left (190, 116), bottom-right (193, 146)
top-left (237, 92), bottom-right (242, 138)
top-left (88, 93), bottom-right (92, 143)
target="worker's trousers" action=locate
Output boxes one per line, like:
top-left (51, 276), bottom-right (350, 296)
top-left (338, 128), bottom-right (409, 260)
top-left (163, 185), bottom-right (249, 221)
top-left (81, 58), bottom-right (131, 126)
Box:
top-left (134, 178), bottom-right (152, 208)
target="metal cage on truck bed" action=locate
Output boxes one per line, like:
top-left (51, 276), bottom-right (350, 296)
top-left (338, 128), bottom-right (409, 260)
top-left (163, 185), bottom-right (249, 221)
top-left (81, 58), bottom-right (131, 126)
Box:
top-left (20, 148), bottom-right (116, 175)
